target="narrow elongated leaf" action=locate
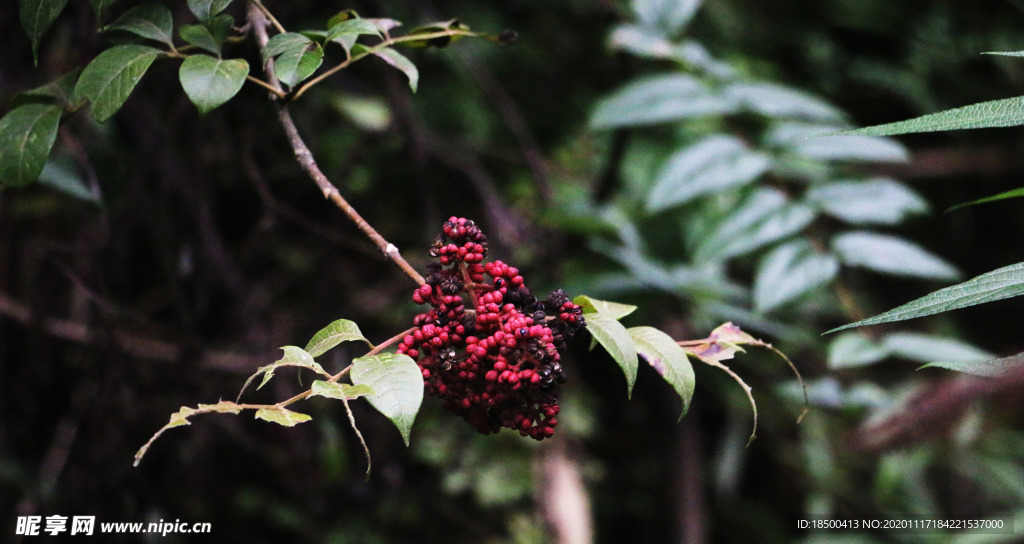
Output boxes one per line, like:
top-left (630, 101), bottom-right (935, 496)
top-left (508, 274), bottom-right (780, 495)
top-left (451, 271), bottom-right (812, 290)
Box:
top-left (73, 45), bottom-right (161, 122)
top-left (304, 318), bottom-right (372, 357)
top-left (582, 311), bottom-right (638, 398)
top-left (646, 135), bottom-right (770, 212)
top-left (105, 2), bottom-right (174, 45)
top-left (826, 262), bottom-right (1024, 333)
top-left (179, 55), bottom-right (248, 115)
top-left (188, 0), bottom-right (232, 22)
top-left (255, 407), bottom-right (312, 427)
top-left (832, 232), bottom-right (960, 280)
top-left (350, 353), bottom-right (423, 446)
top-left (371, 48), bottom-right (418, 92)
top-left (573, 295), bottom-right (637, 321)
top-left (882, 333), bottom-right (993, 364)
top-left (947, 186), bottom-right (1024, 212)
top-left (20, 0), bottom-right (69, 64)
top-left (841, 95), bottom-right (1024, 136)
top-left (0, 104), bottom-right (62, 188)
top-left (629, 326), bottom-right (695, 419)
top-left (921, 352), bottom-right (1024, 378)
top-left (310, 381), bottom-right (375, 400)
top-left (754, 241), bottom-right (839, 312)
top-left (806, 178), bottom-right (928, 225)
top-left (590, 74), bottom-right (734, 129)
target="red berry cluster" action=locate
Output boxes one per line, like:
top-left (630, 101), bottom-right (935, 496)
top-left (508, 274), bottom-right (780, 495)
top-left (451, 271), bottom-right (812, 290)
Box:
top-left (398, 217), bottom-right (585, 440)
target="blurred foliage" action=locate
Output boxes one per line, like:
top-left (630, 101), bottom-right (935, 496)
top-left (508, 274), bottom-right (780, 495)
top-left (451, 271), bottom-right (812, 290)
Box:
top-left (3, 1), bottom-right (1024, 543)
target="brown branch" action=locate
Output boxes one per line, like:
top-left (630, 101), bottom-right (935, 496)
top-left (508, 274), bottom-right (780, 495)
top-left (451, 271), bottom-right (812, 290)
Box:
top-left (246, 2), bottom-right (425, 286)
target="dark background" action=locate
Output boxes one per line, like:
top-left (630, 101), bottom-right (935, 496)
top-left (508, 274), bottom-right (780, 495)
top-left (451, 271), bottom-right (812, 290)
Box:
top-left (3, 1), bottom-right (1024, 542)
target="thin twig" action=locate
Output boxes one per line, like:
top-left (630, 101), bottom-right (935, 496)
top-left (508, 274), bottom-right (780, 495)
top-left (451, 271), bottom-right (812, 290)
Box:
top-left (291, 29), bottom-right (482, 101)
top-left (246, 1), bottom-right (425, 285)
top-left (246, 75), bottom-right (286, 98)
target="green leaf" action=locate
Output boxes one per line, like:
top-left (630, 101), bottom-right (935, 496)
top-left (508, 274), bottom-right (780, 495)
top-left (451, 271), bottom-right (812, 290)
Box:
top-left (805, 178), bottom-right (928, 225)
top-left (255, 407), bottom-right (313, 427)
top-left (20, 0), bottom-right (69, 65)
top-left (0, 104), bottom-right (62, 188)
top-left (304, 318), bottom-right (372, 357)
top-left (724, 82), bottom-right (844, 122)
top-left (826, 262), bottom-right (1024, 333)
top-left (326, 18), bottom-right (382, 44)
top-left (350, 353), bottom-right (423, 446)
top-left (694, 188), bottom-right (815, 263)
top-left (89, 0), bottom-right (117, 20)
top-left (582, 311), bottom-right (638, 398)
top-left (882, 333), bottom-right (993, 365)
top-left (73, 45), bottom-right (161, 123)
top-left (572, 295), bottom-right (637, 321)
top-left (104, 2), bottom-right (174, 46)
top-left (646, 135), bottom-right (770, 212)
top-left (14, 70), bottom-right (81, 109)
top-left (264, 33), bottom-right (323, 87)
top-left (628, 326), bottom-right (695, 419)
top-left (947, 186), bottom-right (1024, 212)
top-left (840, 95), bottom-right (1024, 136)
top-left (920, 352), bottom-right (1024, 378)
top-left (178, 14), bottom-right (232, 55)
top-left (590, 74), bottom-right (734, 129)
top-left (769, 122), bottom-right (910, 163)
top-left (632, 0), bottom-right (702, 37)
top-left (178, 55), bottom-right (248, 115)
top-left (187, 0), bottom-right (233, 23)
top-left (754, 240), bottom-right (839, 313)
top-left (371, 48), bottom-right (418, 92)
top-left (310, 380), bottom-right (375, 400)
top-left (832, 232), bottom-right (960, 281)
